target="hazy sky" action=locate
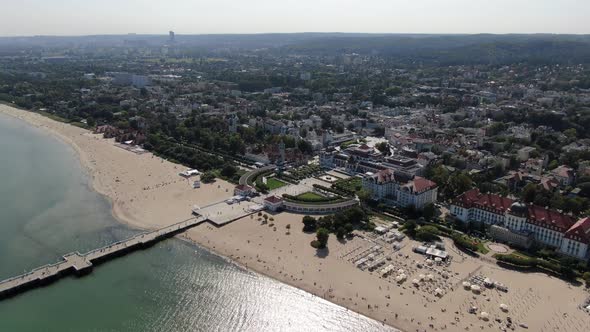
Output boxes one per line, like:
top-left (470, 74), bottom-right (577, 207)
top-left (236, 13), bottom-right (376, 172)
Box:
top-left (1, 0), bottom-right (588, 36)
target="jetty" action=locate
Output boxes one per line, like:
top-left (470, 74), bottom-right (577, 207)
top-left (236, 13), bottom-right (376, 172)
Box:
top-left (0, 216), bottom-right (207, 300)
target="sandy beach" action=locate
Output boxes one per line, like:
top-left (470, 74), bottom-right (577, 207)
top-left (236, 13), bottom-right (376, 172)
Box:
top-left (2, 104), bottom-right (589, 332)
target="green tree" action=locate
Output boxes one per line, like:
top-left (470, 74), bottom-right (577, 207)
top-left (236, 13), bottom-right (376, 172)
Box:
top-left (422, 203), bottom-right (436, 221)
top-left (416, 225), bottom-right (440, 242)
top-left (220, 164), bottom-right (237, 177)
top-left (357, 189), bottom-right (372, 205)
top-left (336, 227), bottom-right (347, 239)
top-left (404, 220), bottom-right (417, 237)
top-left (522, 183), bottom-right (539, 203)
top-left (201, 171), bottom-right (216, 183)
top-left (375, 142), bottom-right (391, 156)
top-left (385, 86), bottom-right (402, 96)
top-left (86, 117), bottom-right (96, 128)
top-left (564, 128), bottom-right (577, 140)
top-left (448, 172), bottom-right (472, 197)
top-left (316, 228), bottom-right (330, 249)
top-left (302, 215), bottom-right (317, 232)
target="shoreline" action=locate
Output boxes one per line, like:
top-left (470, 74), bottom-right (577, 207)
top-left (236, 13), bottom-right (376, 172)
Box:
top-left (3, 105), bottom-right (589, 332)
top-left (0, 105), bottom-right (143, 231)
top-left (0, 105), bottom-right (401, 331)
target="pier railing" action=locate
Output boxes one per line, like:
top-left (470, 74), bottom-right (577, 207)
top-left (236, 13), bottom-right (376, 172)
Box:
top-left (0, 216), bottom-right (207, 300)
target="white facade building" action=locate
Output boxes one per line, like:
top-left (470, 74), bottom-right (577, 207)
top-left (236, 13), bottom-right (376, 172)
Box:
top-left (450, 189), bottom-right (590, 261)
top-left (362, 169), bottom-right (438, 210)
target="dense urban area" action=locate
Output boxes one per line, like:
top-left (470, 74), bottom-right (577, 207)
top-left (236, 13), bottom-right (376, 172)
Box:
top-left (2, 34), bottom-right (590, 328)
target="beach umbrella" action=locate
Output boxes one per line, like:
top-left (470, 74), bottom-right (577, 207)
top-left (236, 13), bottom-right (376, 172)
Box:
top-left (412, 279), bottom-right (420, 285)
top-left (500, 303), bottom-right (509, 312)
top-left (480, 312), bottom-right (489, 320)
top-left (462, 281), bottom-right (471, 289)
top-left (426, 274), bottom-right (434, 281)
top-left (435, 257), bottom-right (442, 263)
top-left (435, 288), bottom-right (444, 297)
top-left (426, 259), bottom-right (433, 265)
top-left (418, 274), bottom-right (425, 280)
top-left (484, 278), bottom-right (494, 287)
top-left (398, 269), bottom-right (405, 274)
top-left (470, 285), bottom-right (481, 293)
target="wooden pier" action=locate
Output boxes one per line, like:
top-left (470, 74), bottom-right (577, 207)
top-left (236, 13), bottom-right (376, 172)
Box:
top-left (0, 217), bottom-right (206, 300)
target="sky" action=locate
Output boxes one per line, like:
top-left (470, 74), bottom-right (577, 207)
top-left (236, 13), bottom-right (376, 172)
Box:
top-left (0, 0), bottom-right (588, 36)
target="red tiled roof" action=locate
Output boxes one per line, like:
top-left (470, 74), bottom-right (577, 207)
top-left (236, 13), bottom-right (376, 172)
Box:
top-left (264, 195), bottom-right (283, 204)
top-left (453, 189), bottom-right (578, 233)
top-left (412, 176), bottom-right (437, 193)
top-left (235, 184), bottom-right (253, 191)
top-left (565, 217), bottom-right (590, 244)
top-left (453, 189), bottom-right (514, 215)
top-left (527, 204), bottom-right (576, 232)
top-left (552, 165), bottom-right (574, 178)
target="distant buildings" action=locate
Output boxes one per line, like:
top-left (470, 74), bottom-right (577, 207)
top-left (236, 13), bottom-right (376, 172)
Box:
top-left (107, 72), bottom-right (151, 88)
top-left (450, 189), bottom-right (590, 261)
top-left (550, 165), bottom-right (575, 187)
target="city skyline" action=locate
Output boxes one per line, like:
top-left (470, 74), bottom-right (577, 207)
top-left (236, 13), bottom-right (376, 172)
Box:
top-left (1, 0), bottom-right (589, 36)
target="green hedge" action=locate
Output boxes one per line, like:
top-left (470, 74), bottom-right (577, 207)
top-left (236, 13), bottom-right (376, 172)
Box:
top-left (494, 254), bottom-right (563, 275)
top-left (312, 184), bottom-right (351, 197)
top-left (451, 234), bottom-right (478, 252)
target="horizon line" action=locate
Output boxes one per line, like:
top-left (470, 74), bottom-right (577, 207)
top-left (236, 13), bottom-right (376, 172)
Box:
top-left (2, 32), bottom-right (590, 38)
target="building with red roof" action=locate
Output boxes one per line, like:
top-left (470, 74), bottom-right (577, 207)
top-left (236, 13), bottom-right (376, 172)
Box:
top-left (234, 184), bottom-right (255, 197)
top-left (263, 195), bottom-right (284, 212)
top-left (362, 169), bottom-right (438, 210)
top-left (451, 189), bottom-right (589, 260)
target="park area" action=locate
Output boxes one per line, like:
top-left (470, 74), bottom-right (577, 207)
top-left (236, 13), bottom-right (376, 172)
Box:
top-left (264, 177), bottom-right (287, 190)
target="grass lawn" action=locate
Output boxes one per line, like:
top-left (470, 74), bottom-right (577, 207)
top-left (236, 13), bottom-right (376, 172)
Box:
top-left (296, 192), bottom-right (325, 200)
top-left (333, 177), bottom-right (362, 194)
top-left (476, 241), bottom-right (490, 255)
top-left (265, 177), bottom-right (287, 190)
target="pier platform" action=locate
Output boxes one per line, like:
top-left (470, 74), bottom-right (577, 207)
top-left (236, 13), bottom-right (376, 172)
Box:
top-left (0, 217), bottom-right (206, 300)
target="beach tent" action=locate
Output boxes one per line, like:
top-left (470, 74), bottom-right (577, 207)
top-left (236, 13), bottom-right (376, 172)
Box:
top-left (483, 278), bottom-right (494, 287)
top-left (470, 285), bottom-right (481, 293)
top-left (462, 281), bottom-right (471, 289)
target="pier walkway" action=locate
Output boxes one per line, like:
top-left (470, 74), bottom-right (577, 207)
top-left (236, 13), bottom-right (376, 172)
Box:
top-left (0, 216), bottom-right (206, 300)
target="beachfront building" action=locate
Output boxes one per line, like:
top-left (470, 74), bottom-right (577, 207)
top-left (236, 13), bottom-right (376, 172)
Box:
top-left (361, 169), bottom-right (438, 210)
top-left (263, 196), bottom-right (284, 212)
top-left (319, 146), bottom-right (425, 178)
top-left (450, 189), bottom-right (590, 260)
top-left (234, 184), bottom-right (255, 197)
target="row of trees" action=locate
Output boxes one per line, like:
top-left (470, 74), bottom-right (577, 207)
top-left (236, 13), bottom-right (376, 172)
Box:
top-left (302, 207), bottom-right (371, 245)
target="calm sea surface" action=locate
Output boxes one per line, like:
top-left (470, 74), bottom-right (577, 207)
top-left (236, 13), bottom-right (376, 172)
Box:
top-left (0, 112), bottom-right (396, 332)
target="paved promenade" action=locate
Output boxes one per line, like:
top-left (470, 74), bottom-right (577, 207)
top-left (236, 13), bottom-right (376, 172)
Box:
top-left (0, 217), bottom-right (206, 300)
